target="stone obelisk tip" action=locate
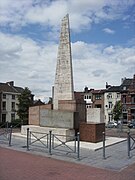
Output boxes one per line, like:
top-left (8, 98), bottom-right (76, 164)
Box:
top-left (53, 15), bottom-right (74, 110)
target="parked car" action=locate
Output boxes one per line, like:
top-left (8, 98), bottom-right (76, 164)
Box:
top-left (128, 120), bottom-right (135, 129)
top-left (106, 121), bottom-right (118, 128)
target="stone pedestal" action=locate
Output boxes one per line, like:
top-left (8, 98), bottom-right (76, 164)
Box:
top-left (80, 122), bottom-right (105, 143)
top-left (21, 125), bottom-right (75, 141)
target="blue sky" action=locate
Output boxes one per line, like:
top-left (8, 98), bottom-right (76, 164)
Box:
top-left (0, 0), bottom-right (135, 102)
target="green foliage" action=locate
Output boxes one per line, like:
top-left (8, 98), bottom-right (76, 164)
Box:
top-left (17, 87), bottom-right (33, 124)
top-left (48, 97), bottom-right (52, 104)
top-left (112, 100), bottom-right (122, 121)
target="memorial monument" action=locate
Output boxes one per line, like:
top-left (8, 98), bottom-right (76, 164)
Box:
top-left (21, 14), bottom-right (86, 139)
top-left (53, 14), bottom-right (74, 110)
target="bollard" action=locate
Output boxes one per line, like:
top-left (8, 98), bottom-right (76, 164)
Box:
top-left (6, 121), bottom-right (9, 134)
top-left (74, 136), bottom-right (77, 153)
top-left (77, 132), bottom-right (80, 160)
top-left (103, 132), bottom-right (106, 159)
top-left (52, 134), bottom-right (54, 149)
top-left (27, 128), bottom-right (29, 151)
top-left (29, 131), bottom-right (31, 145)
top-left (9, 125), bottom-right (12, 147)
top-left (47, 134), bottom-right (49, 148)
top-left (127, 131), bottom-right (131, 158)
top-left (49, 130), bottom-right (52, 155)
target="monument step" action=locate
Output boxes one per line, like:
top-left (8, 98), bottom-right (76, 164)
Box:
top-left (21, 125), bottom-right (75, 141)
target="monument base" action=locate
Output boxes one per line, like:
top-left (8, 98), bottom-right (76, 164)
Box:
top-left (21, 125), bottom-right (75, 141)
top-left (80, 122), bottom-right (105, 143)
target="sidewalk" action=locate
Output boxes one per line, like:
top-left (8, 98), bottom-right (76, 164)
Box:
top-left (0, 146), bottom-right (135, 180)
top-left (0, 133), bottom-right (135, 179)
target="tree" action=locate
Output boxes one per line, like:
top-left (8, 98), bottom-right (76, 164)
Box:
top-left (112, 100), bottom-right (122, 121)
top-left (48, 97), bottom-right (52, 104)
top-left (17, 87), bottom-right (34, 124)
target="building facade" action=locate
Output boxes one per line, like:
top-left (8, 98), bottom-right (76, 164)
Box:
top-left (0, 81), bottom-right (23, 123)
top-left (121, 75), bottom-right (135, 123)
top-left (104, 86), bottom-right (121, 124)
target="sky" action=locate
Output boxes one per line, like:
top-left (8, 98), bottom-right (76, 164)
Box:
top-left (0, 0), bottom-right (135, 102)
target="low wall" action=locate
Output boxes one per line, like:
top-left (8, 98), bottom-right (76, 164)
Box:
top-left (87, 108), bottom-right (103, 123)
top-left (40, 109), bottom-right (75, 129)
top-left (29, 106), bottom-right (40, 125)
top-left (21, 125), bottom-right (75, 141)
top-left (80, 122), bottom-right (105, 143)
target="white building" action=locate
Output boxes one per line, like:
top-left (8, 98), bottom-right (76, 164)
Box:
top-left (104, 86), bottom-right (121, 124)
top-left (0, 81), bottom-right (23, 123)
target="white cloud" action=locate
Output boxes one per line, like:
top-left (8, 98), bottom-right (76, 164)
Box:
top-left (103, 28), bottom-right (115, 34)
top-left (0, 32), bottom-right (57, 100)
top-left (103, 45), bottom-right (115, 54)
top-left (0, 32), bottom-right (135, 100)
top-left (0, 0), bottom-right (134, 32)
top-left (0, 0), bottom-right (135, 101)
top-left (72, 41), bottom-right (135, 90)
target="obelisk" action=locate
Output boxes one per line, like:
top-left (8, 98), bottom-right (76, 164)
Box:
top-left (53, 14), bottom-right (74, 110)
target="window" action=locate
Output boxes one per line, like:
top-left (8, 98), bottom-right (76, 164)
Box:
top-left (2, 114), bottom-right (6, 123)
top-left (2, 102), bottom-right (6, 110)
top-left (108, 102), bottom-right (113, 109)
top-left (108, 114), bottom-right (112, 122)
top-left (95, 104), bottom-right (101, 108)
top-left (117, 93), bottom-right (120, 98)
top-left (11, 113), bottom-right (15, 121)
top-left (11, 102), bottom-right (15, 111)
top-left (84, 95), bottom-right (91, 99)
top-left (3, 94), bottom-right (6, 99)
top-left (122, 105), bottom-right (127, 112)
top-left (86, 105), bottom-right (92, 108)
top-left (131, 95), bottom-right (135, 104)
top-left (12, 95), bottom-right (15, 99)
top-left (123, 95), bottom-right (126, 104)
top-left (95, 95), bottom-right (101, 100)
top-left (107, 93), bottom-right (112, 99)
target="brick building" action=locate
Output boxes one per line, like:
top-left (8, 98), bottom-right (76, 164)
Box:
top-left (121, 75), bottom-right (135, 122)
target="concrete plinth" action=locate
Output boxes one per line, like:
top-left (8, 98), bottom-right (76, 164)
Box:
top-left (80, 122), bottom-right (105, 143)
top-left (21, 125), bottom-right (75, 141)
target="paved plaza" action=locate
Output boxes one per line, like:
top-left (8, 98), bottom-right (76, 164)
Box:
top-left (0, 130), bottom-right (135, 179)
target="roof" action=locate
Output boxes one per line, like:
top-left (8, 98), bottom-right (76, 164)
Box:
top-left (33, 99), bottom-right (45, 106)
top-left (92, 89), bottom-right (106, 94)
top-left (106, 86), bottom-right (121, 92)
top-left (120, 78), bottom-right (132, 91)
top-left (0, 82), bottom-right (24, 94)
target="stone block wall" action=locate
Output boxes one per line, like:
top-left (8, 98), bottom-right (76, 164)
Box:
top-left (58, 100), bottom-right (76, 111)
top-left (80, 122), bottom-right (105, 143)
top-left (40, 109), bottom-right (75, 129)
top-left (58, 99), bottom-right (86, 130)
top-left (87, 108), bottom-right (103, 123)
top-left (29, 104), bottom-right (52, 125)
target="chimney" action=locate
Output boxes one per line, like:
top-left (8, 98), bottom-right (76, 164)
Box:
top-left (121, 77), bottom-right (127, 84)
top-left (106, 82), bottom-right (111, 89)
top-left (6, 81), bottom-right (14, 86)
top-left (84, 86), bottom-right (88, 93)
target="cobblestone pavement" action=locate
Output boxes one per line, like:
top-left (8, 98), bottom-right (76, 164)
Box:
top-left (0, 147), bottom-right (135, 180)
top-left (0, 128), bottom-right (135, 180)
